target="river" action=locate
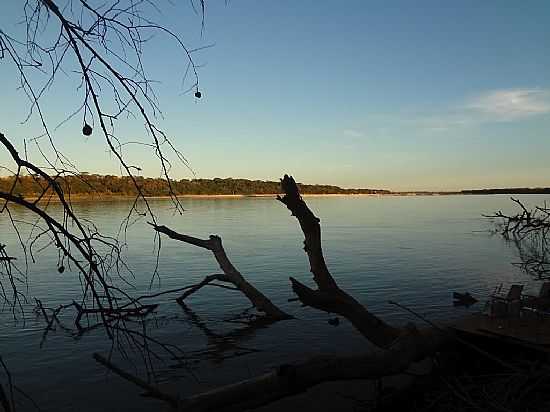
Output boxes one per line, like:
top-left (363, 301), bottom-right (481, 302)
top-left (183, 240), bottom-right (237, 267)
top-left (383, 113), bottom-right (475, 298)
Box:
top-left (0, 194), bottom-right (547, 411)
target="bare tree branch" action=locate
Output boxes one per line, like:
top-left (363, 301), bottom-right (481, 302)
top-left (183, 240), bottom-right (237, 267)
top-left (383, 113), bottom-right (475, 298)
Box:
top-left (151, 223), bottom-right (292, 321)
top-left (487, 197), bottom-right (550, 278)
top-left (278, 174), bottom-right (401, 349)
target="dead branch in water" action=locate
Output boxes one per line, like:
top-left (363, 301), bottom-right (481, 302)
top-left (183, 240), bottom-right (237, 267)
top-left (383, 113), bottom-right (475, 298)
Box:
top-left (138, 175), bottom-right (448, 412)
top-left (92, 176), bottom-right (529, 411)
top-left (277, 174), bottom-right (401, 349)
top-left (151, 223), bottom-right (292, 322)
top-left (487, 197), bottom-right (550, 278)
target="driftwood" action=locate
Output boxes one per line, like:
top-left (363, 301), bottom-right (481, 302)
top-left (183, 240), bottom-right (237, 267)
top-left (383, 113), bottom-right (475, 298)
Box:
top-left (176, 326), bottom-right (445, 412)
top-left (152, 224), bottom-right (292, 321)
top-left (102, 175), bottom-right (528, 411)
top-left (277, 175), bottom-right (401, 349)
top-left (155, 175), bottom-right (448, 411)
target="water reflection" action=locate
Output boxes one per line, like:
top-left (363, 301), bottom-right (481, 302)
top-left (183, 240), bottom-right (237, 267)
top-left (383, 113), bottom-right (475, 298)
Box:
top-left (1, 194), bottom-right (548, 410)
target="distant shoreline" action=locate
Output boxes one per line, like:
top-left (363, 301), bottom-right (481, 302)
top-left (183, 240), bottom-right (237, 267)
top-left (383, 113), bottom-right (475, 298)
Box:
top-left (3, 174), bottom-right (550, 201)
top-left (18, 191), bottom-right (550, 203)
top-left (22, 193), bottom-right (385, 202)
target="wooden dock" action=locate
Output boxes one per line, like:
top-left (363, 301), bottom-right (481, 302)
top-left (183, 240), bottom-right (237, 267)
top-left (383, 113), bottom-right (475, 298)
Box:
top-left (452, 312), bottom-right (550, 351)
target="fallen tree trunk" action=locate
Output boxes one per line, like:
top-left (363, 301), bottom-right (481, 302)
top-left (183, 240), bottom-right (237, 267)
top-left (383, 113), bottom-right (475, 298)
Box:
top-left (177, 326), bottom-right (447, 412)
top-left (168, 175), bottom-right (450, 411)
top-left (97, 175), bottom-right (523, 411)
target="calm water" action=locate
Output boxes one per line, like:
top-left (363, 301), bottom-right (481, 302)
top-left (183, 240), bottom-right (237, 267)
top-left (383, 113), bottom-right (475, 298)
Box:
top-left (1, 195), bottom-right (548, 411)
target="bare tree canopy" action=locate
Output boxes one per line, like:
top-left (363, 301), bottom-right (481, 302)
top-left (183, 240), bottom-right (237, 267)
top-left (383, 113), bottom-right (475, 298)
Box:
top-left (0, 0), bottom-right (206, 317)
top-left (1, 2), bottom-right (208, 407)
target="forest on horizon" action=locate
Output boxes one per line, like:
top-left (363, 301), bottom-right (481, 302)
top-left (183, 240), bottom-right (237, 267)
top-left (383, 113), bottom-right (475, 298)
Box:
top-left (2, 174), bottom-right (549, 198)
top-left (0, 174), bottom-right (391, 197)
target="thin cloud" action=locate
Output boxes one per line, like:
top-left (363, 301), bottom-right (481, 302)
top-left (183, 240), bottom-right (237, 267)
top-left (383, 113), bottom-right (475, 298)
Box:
top-left (343, 129), bottom-right (364, 138)
top-left (466, 88), bottom-right (550, 121)
top-left (343, 88), bottom-right (550, 137)
top-left (417, 88), bottom-right (550, 133)
top-left (419, 115), bottom-right (473, 132)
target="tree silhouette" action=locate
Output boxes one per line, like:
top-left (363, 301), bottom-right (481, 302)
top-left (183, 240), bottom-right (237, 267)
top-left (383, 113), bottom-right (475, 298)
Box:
top-left (0, 1), bottom-right (207, 408)
top-left (489, 198), bottom-right (550, 279)
top-left (3, 3), bottom-right (546, 412)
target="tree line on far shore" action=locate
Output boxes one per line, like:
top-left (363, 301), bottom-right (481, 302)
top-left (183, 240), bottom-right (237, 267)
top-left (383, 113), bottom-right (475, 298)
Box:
top-left (2, 174), bottom-right (549, 198)
top-left (0, 174), bottom-right (391, 197)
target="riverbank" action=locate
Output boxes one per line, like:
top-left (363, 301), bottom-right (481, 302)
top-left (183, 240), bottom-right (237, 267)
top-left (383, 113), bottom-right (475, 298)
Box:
top-left (12, 190), bottom-right (550, 204)
top-left (19, 192), bottom-right (458, 203)
top-left (5, 174), bottom-right (549, 203)
top-left (17, 192), bottom-right (403, 202)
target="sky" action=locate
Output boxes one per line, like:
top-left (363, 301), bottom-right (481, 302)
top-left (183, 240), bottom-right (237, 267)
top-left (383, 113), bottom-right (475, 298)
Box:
top-left (0, 0), bottom-right (549, 191)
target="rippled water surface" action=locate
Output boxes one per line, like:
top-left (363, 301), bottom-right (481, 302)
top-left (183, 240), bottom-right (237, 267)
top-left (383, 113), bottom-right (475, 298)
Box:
top-left (1, 195), bottom-right (548, 411)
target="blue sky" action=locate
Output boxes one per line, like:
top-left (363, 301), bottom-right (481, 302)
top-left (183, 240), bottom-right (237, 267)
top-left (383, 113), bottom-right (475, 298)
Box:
top-left (1, 0), bottom-right (549, 191)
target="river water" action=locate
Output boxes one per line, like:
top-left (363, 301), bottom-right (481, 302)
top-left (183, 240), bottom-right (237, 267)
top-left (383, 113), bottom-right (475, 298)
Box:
top-left (0, 195), bottom-right (547, 411)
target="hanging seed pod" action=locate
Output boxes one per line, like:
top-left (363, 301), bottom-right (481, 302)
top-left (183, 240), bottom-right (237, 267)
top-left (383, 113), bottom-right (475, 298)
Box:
top-left (58, 265), bottom-right (65, 273)
top-left (82, 124), bottom-right (93, 136)
top-left (194, 91), bottom-right (202, 99)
